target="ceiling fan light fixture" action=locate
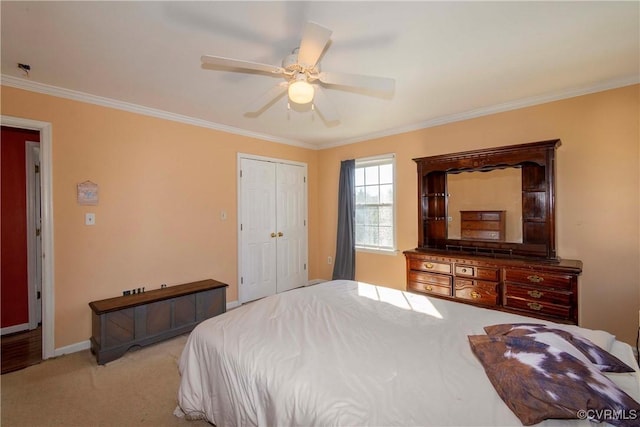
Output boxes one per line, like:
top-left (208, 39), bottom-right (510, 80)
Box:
top-left (288, 77), bottom-right (314, 104)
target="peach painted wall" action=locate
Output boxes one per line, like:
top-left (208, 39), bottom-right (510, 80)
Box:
top-left (2, 84), bottom-right (638, 348)
top-left (317, 85), bottom-right (639, 345)
top-left (1, 85), bottom-right (319, 348)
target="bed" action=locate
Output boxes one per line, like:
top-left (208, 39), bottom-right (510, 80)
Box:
top-left (176, 280), bottom-right (640, 426)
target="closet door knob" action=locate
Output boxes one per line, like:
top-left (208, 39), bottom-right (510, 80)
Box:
top-left (278, 232), bottom-right (283, 237)
top-left (270, 232), bottom-right (277, 238)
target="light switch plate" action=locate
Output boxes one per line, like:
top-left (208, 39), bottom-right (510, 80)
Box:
top-left (85, 213), bottom-right (96, 226)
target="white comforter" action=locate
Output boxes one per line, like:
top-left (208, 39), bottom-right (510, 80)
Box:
top-left (177, 280), bottom-right (640, 426)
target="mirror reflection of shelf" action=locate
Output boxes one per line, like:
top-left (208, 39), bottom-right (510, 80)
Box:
top-left (460, 210), bottom-right (506, 241)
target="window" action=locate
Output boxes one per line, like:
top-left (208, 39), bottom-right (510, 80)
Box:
top-left (355, 155), bottom-right (395, 252)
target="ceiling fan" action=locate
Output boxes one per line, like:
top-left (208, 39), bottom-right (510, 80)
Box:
top-left (201, 21), bottom-right (395, 123)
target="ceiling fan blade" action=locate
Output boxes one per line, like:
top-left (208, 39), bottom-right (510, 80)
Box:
top-left (245, 83), bottom-right (288, 113)
top-left (312, 86), bottom-right (339, 123)
top-left (318, 71), bottom-right (395, 94)
top-left (201, 55), bottom-right (284, 75)
top-left (297, 22), bottom-right (332, 68)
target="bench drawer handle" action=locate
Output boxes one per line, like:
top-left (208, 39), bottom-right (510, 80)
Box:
top-left (527, 275), bottom-right (544, 283)
top-left (471, 291), bottom-right (481, 299)
top-left (424, 285), bottom-right (433, 291)
top-left (424, 263), bottom-right (434, 269)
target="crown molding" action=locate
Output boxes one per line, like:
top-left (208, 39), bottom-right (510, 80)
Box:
top-left (1, 75), bottom-right (317, 150)
top-left (316, 75), bottom-right (640, 149)
top-left (3, 74), bottom-right (637, 151)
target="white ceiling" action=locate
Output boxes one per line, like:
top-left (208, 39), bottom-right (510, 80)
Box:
top-left (2, 1), bottom-right (638, 149)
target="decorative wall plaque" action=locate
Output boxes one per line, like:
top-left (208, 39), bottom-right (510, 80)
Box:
top-left (77, 181), bottom-right (99, 205)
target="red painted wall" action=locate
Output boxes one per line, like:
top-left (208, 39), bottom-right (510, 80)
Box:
top-left (1, 126), bottom-right (39, 328)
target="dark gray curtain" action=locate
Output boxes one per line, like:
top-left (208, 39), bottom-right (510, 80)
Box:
top-left (332, 159), bottom-right (356, 280)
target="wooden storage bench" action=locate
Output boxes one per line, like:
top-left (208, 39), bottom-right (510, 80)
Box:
top-left (89, 279), bottom-right (228, 364)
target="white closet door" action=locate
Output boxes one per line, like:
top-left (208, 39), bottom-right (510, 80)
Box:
top-left (239, 158), bottom-right (277, 303)
top-left (275, 163), bottom-right (308, 293)
top-left (239, 157), bottom-right (308, 303)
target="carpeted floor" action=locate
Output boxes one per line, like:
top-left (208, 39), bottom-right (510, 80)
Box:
top-left (1, 333), bottom-right (212, 427)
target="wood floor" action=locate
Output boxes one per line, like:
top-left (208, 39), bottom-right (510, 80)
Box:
top-left (1, 326), bottom-right (42, 374)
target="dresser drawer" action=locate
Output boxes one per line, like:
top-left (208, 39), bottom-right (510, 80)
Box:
top-left (408, 271), bottom-right (452, 296)
top-left (455, 279), bottom-right (498, 306)
top-left (504, 269), bottom-right (573, 290)
top-left (503, 295), bottom-right (572, 320)
top-left (408, 271), bottom-right (452, 287)
top-left (408, 280), bottom-right (452, 297)
top-left (461, 220), bottom-right (503, 231)
top-left (461, 211), bottom-right (503, 221)
top-left (455, 265), bottom-right (499, 281)
top-left (408, 259), bottom-right (452, 274)
top-left (462, 229), bottom-right (502, 240)
top-left (504, 283), bottom-right (572, 306)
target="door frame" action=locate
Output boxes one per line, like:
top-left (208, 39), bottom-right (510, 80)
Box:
top-left (1, 115), bottom-right (55, 359)
top-left (25, 140), bottom-right (42, 329)
top-left (236, 153), bottom-right (308, 304)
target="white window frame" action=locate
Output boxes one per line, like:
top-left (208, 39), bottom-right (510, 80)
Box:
top-left (354, 153), bottom-right (397, 254)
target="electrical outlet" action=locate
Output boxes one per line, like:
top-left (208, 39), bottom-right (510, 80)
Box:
top-left (327, 256), bottom-right (333, 265)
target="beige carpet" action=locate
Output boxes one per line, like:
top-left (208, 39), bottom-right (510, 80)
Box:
top-left (1, 334), bottom-right (212, 427)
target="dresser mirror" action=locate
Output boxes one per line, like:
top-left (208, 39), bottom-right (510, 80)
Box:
top-left (413, 139), bottom-right (559, 259)
top-left (446, 168), bottom-right (523, 242)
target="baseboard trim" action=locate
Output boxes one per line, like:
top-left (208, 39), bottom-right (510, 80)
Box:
top-left (1, 323), bottom-right (30, 336)
top-left (227, 300), bottom-right (240, 310)
top-left (306, 279), bottom-right (326, 286)
top-left (54, 340), bottom-right (91, 358)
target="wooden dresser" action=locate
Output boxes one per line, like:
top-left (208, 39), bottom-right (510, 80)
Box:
top-left (404, 250), bottom-right (582, 324)
top-left (407, 140), bottom-right (583, 324)
top-left (89, 279), bottom-right (227, 364)
top-left (460, 210), bottom-right (506, 241)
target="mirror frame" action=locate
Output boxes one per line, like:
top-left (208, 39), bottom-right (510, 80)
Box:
top-left (413, 139), bottom-right (560, 259)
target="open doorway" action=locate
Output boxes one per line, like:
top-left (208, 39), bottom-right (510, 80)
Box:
top-left (0, 116), bottom-right (54, 367)
top-left (1, 126), bottom-right (42, 373)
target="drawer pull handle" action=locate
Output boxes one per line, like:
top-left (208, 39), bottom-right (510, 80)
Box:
top-left (527, 275), bottom-right (544, 283)
top-left (470, 291), bottom-right (481, 299)
top-left (527, 302), bottom-right (543, 311)
top-left (424, 285), bottom-right (433, 292)
top-left (528, 290), bottom-right (544, 298)
top-left (424, 263), bottom-right (434, 269)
